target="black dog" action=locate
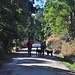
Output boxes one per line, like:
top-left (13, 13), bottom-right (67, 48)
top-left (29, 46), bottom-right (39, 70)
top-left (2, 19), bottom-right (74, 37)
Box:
top-left (36, 47), bottom-right (43, 57)
top-left (45, 50), bottom-right (53, 57)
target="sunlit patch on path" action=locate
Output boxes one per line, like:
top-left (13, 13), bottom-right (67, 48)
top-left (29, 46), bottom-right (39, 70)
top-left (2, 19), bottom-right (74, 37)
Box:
top-left (11, 49), bottom-right (69, 71)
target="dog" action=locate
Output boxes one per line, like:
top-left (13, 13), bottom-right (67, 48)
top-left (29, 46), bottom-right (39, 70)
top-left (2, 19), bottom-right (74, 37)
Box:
top-left (36, 47), bottom-right (43, 57)
top-left (45, 50), bottom-right (53, 57)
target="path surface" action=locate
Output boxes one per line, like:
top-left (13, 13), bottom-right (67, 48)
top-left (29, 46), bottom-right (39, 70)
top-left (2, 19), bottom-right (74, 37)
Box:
top-left (0, 41), bottom-right (75, 75)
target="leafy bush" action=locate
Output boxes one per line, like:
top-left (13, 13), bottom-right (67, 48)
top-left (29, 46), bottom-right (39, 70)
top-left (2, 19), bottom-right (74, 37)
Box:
top-left (16, 46), bottom-right (20, 51)
top-left (63, 62), bottom-right (75, 70)
top-left (60, 29), bottom-right (72, 42)
top-left (73, 38), bottom-right (75, 44)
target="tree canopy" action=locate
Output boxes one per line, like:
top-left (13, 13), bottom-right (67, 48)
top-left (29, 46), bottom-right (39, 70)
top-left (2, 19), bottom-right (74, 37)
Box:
top-left (43, 0), bottom-right (75, 37)
top-left (0, 0), bottom-right (37, 53)
top-left (0, 0), bottom-right (75, 54)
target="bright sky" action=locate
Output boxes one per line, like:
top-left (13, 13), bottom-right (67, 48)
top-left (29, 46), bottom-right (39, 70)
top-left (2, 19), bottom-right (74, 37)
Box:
top-left (33, 0), bottom-right (46, 8)
top-left (31, 0), bottom-right (46, 15)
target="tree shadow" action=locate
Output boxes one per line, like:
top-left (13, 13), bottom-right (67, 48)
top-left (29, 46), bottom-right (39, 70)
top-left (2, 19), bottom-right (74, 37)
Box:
top-left (0, 48), bottom-right (75, 75)
top-left (15, 64), bottom-right (75, 75)
top-left (10, 48), bottom-right (63, 62)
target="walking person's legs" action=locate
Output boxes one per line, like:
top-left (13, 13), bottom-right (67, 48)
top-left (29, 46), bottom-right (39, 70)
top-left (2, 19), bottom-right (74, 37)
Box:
top-left (28, 48), bottom-right (30, 57)
top-left (42, 46), bottom-right (44, 57)
top-left (43, 49), bottom-right (44, 57)
top-left (28, 48), bottom-right (31, 57)
top-left (30, 48), bottom-right (31, 57)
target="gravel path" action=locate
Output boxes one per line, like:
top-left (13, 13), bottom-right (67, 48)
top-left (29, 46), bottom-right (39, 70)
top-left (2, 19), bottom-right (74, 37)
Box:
top-left (0, 41), bottom-right (75, 75)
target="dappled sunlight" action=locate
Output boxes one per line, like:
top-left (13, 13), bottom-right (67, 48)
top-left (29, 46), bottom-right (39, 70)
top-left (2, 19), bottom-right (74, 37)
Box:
top-left (21, 48), bottom-right (28, 50)
top-left (1, 45), bottom-right (74, 75)
top-left (21, 48), bottom-right (41, 50)
top-left (13, 57), bottom-right (54, 62)
top-left (0, 0), bottom-right (75, 74)
top-left (17, 63), bottom-right (50, 66)
top-left (14, 57), bottom-right (69, 70)
top-left (11, 47), bottom-right (69, 71)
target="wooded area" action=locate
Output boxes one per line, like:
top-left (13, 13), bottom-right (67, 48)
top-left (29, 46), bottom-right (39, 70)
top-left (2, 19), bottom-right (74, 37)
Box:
top-left (0, 0), bottom-right (75, 68)
top-left (0, 0), bottom-right (37, 54)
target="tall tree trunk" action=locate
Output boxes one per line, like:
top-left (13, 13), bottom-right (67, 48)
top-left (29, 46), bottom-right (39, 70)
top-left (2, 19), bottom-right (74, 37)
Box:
top-left (2, 38), bottom-right (9, 54)
top-left (71, 12), bottom-right (73, 28)
top-left (70, 12), bottom-right (75, 38)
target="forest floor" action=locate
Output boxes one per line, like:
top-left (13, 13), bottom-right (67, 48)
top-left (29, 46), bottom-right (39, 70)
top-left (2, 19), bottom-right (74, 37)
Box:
top-left (0, 41), bottom-right (75, 75)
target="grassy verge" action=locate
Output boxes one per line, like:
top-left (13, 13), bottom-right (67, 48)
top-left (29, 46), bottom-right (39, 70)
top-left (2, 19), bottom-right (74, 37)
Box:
top-left (63, 62), bottom-right (75, 70)
top-left (56, 54), bottom-right (75, 70)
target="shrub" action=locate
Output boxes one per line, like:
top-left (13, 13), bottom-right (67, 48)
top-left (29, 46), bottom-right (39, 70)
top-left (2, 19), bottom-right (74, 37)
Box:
top-left (61, 43), bottom-right (75, 56)
top-left (61, 42), bottom-right (75, 64)
top-left (60, 29), bottom-right (72, 42)
top-left (73, 38), bottom-right (75, 44)
top-left (46, 35), bottom-right (62, 50)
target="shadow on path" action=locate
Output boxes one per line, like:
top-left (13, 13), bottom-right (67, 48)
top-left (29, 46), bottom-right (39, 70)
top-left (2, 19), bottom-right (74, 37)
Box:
top-left (0, 47), bottom-right (75, 75)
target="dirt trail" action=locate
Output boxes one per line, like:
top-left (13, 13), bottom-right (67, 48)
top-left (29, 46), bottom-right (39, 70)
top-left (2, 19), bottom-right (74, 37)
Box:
top-left (0, 41), bottom-right (75, 75)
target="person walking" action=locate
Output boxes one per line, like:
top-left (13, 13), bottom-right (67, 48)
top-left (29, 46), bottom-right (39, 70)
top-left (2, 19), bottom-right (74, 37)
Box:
top-left (41, 41), bottom-right (46, 57)
top-left (27, 39), bottom-right (32, 57)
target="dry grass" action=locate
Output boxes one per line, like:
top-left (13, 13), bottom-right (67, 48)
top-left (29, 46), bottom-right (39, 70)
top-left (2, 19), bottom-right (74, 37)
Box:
top-left (21, 39), bottom-right (27, 48)
top-left (46, 35), bottom-right (61, 50)
top-left (46, 34), bottom-right (75, 64)
top-left (61, 43), bottom-right (75, 56)
top-left (46, 34), bottom-right (75, 56)
top-left (46, 35), bottom-right (60, 45)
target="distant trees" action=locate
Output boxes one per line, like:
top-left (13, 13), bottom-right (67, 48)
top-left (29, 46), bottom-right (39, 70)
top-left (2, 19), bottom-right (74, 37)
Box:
top-left (33, 7), bottom-right (45, 40)
top-left (0, 0), bottom-right (74, 54)
top-left (0, 0), bottom-right (36, 53)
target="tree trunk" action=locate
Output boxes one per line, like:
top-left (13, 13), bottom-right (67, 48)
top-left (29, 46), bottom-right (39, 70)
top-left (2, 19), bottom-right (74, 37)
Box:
top-left (70, 12), bottom-right (75, 38)
top-left (2, 38), bottom-right (9, 54)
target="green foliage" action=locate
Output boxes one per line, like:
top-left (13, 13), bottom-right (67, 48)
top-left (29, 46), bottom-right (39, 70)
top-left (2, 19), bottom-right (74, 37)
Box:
top-left (43, 0), bottom-right (75, 38)
top-left (33, 7), bottom-right (45, 40)
top-left (56, 54), bottom-right (75, 70)
top-left (44, 0), bottom-right (71, 35)
top-left (72, 57), bottom-right (75, 62)
top-left (60, 29), bottom-right (72, 41)
top-left (73, 38), bottom-right (75, 44)
top-left (63, 62), bottom-right (75, 70)
top-left (0, 0), bottom-right (36, 54)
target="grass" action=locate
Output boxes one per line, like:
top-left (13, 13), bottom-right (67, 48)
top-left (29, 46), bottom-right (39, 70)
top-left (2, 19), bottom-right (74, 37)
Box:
top-left (72, 57), bottom-right (75, 62)
top-left (56, 54), bottom-right (75, 70)
top-left (63, 62), bottom-right (75, 70)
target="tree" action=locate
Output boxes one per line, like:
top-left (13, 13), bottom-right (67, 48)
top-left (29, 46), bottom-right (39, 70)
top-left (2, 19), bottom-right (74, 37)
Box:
top-left (66, 0), bottom-right (75, 37)
top-left (34, 7), bottom-right (46, 40)
top-left (0, 0), bottom-right (37, 53)
top-left (44, 0), bottom-right (71, 35)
